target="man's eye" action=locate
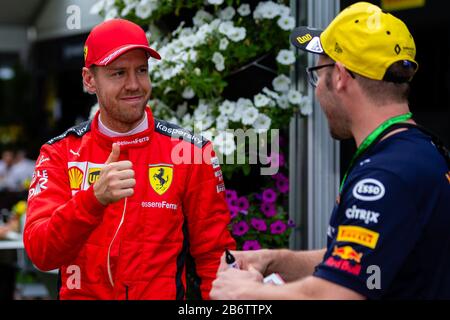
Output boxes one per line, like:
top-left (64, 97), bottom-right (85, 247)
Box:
top-left (138, 68), bottom-right (148, 73)
top-left (112, 71), bottom-right (124, 77)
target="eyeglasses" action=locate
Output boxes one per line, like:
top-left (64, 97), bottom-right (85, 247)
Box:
top-left (306, 63), bottom-right (356, 87)
top-left (306, 63), bottom-right (335, 87)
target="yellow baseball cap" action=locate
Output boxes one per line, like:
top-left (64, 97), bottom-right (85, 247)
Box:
top-left (290, 2), bottom-right (418, 82)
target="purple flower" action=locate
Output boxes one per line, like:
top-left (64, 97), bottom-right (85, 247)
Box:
top-left (276, 178), bottom-right (289, 194)
top-left (250, 218), bottom-right (267, 231)
top-left (272, 172), bottom-right (287, 182)
top-left (229, 206), bottom-right (239, 219)
top-left (232, 221), bottom-right (249, 236)
top-left (270, 220), bottom-right (287, 234)
top-left (237, 196), bottom-right (249, 213)
top-left (242, 240), bottom-right (262, 251)
top-left (261, 202), bottom-right (277, 218)
top-left (226, 190), bottom-right (238, 202)
top-left (262, 188), bottom-right (277, 203)
top-left (227, 198), bottom-right (238, 208)
top-left (287, 219), bottom-right (296, 228)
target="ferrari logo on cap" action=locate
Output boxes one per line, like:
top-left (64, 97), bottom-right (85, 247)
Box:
top-left (84, 46), bottom-right (88, 61)
top-left (149, 164), bottom-right (173, 195)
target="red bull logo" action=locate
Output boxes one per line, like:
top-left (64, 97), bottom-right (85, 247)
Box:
top-left (332, 245), bottom-right (363, 263)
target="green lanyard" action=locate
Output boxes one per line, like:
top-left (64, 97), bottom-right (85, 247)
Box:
top-left (339, 112), bottom-right (413, 193)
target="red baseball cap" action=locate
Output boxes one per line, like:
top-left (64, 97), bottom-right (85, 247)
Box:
top-left (84, 19), bottom-right (161, 68)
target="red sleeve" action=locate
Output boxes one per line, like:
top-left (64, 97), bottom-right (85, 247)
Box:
top-left (182, 142), bottom-right (236, 299)
top-left (24, 143), bottom-right (107, 271)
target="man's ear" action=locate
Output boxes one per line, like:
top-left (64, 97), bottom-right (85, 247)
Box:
top-left (82, 67), bottom-right (96, 94)
top-left (334, 62), bottom-right (352, 91)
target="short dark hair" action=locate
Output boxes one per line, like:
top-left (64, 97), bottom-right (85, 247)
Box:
top-left (355, 61), bottom-right (417, 104)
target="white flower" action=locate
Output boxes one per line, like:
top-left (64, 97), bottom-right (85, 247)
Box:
top-left (220, 7), bottom-right (236, 20)
top-left (229, 107), bottom-right (242, 122)
top-left (194, 68), bottom-right (201, 76)
top-left (254, 1), bottom-right (280, 20)
top-left (219, 38), bottom-right (229, 51)
top-left (104, 8), bottom-right (119, 20)
top-left (220, 100), bottom-right (236, 115)
top-left (213, 132), bottom-right (236, 156)
top-left (121, 3), bottom-right (136, 16)
top-left (276, 95), bottom-right (290, 109)
top-left (193, 9), bottom-right (213, 26)
top-left (241, 107), bottom-right (259, 125)
top-left (216, 115), bottom-right (229, 130)
top-left (254, 93), bottom-right (271, 108)
top-left (135, 0), bottom-right (156, 19)
top-left (90, 0), bottom-right (105, 15)
top-left (272, 74), bottom-right (291, 92)
top-left (276, 49), bottom-right (296, 65)
top-left (263, 87), bottom-right (280, 101)
top-left (195, 116), bottom-right (214, 131)
top-left (218, 21), bottom-right (234, 36)
top-left (237, 98), bottom-right (254, 109)
top-left (252, 114), bottom-right (272, 133)
top-left (237, 4), bottom-right (251, 16)
top-left (278, 5), bottom-right (291, 17)
top-left (227, 27), bottom-right (246, 42)
top-left (212, 52), bottom-right (225, 71)
top-left (182, 113), bottom-right (193, 128)
top-left (300, 99), bottom-right (313, 116)
top-left (124, 0), bottom-right (138, 5)
top-left (182, 87), bottom-right (195, 100)
top-left (288, 89), bottom-right (303, 105)
top-left (207, 0), bottom-right (224, 5)
top-left (176, 103), bottom-right (188, 118)
top-left (194, 103), bottom-right (209, 120)
top-left (277, 16), bottom-right (295, 31)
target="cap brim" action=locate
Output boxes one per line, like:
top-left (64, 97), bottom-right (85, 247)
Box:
top-left (290, 27), bottom-right (325, 55)
top-left (95, 44), bottom-right (161, 66)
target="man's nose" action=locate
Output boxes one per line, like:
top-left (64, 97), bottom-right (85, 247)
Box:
top-left (125, 72), bottom-right (139, 91)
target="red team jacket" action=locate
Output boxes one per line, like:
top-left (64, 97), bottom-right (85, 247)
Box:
top-left (24, 107), bottom-right (235, 299)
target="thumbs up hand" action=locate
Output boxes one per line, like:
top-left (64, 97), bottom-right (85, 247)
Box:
top-left (93, 143), bottom-right (136, 205)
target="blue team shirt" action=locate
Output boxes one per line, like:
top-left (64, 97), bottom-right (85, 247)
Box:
top-left (313, 128), bottom-right (450, 299)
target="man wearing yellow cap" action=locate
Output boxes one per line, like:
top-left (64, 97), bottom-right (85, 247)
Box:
top-left (211, 2), bottom-right (450, 299)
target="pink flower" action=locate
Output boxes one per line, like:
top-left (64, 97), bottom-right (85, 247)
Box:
top-left (229, 205), bottom-right (239, 219)
top-left (226, 190), bottom-right (238, 201)
top-left (270, 220), bottom-right (287, 234)
top-left (262, 188), bottom-right (277, 203)
top-left (287, 219), bottom-right (296, 228)
top-left (232, 221), bottom-right (249, 236)
top-left (250, 218), bottom-right (267, 231)
top-left (268, 152), bottom-right (285, 169)
top-left (276, 178), bottom-right (289, 194)
top-left (261, 202), bottom-right (277, 217)
top-left (242, 240), bottom-right (262, 251)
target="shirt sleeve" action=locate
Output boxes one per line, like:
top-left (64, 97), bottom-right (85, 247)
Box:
top-left (313, 168), bottom-right (424, 299)
top-left (24, 143), bottom-right (107, 271)
top-left (182, 142), bottom-right (236, 299)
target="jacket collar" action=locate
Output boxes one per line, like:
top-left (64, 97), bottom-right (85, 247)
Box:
top-left (91, 106), bottom-right (155, 151)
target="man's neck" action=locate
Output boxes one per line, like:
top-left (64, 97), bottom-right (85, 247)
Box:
top-left (98, 112), bottom-right (148, 137)
top-left (351, 103), bottom-right (414, 147)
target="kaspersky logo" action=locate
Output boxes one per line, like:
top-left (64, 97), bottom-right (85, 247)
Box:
top-left (149, 164), bottom-right (173, 195)
top-left (332, 245), bottom-right (363, 263)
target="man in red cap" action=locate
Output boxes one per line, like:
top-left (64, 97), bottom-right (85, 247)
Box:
top-left (24, 19), bottom-right (235, 300)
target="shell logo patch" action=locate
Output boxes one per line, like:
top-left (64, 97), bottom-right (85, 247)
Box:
top-left (69, 167), bottom-right (84, 190)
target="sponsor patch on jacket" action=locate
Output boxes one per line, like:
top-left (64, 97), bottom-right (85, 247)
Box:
top-left (345, 205), bottom-right (379, 224)
top-left (67, 162), bottom-right (104, 195)
top-left (47, 121), bottom-right (91, 145)
top-left (336, 225), bottom-right (379, 249)
top-left (352, 178), bottom-right (385, 201)
top-left (149, 164), bottom-right (173, 195)
top-left (28, 170), bottom-right (49, 199)
top-left (155, 119), bottom-right (207, 148)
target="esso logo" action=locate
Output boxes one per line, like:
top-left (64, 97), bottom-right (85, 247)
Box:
top-left (352, 179), bottom-right (385, 201)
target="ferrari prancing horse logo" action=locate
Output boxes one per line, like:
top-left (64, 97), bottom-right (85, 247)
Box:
top-left (149, 164), bottom-right (173, 195)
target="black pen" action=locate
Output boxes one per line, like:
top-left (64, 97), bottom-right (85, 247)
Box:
top-left (225, 248), bottom-right (239, 269)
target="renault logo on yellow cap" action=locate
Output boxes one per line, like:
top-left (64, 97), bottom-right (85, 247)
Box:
top-left (297, 34), bottom-right (312, 44)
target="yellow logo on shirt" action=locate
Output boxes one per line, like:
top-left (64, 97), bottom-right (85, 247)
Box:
top-left (68, 167), bottom-right (84, 190)
top-left (149, 164), bottom-right (173, 195)
top-left (88, 168), bottom-right (101, 185)
top-left (337, 225), bottom-right (379, 249)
